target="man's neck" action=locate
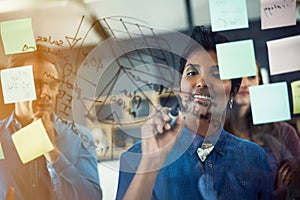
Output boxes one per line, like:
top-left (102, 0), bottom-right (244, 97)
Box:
top-left (14, 114), bottom-right (34, 127)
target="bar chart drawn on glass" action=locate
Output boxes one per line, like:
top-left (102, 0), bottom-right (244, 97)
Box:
top-left (72, 16), bottom-right (194, 128)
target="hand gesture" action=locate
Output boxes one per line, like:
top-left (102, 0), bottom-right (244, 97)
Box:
top-left (277, 160), bottom-right (294, 189)
top-left (5, 187), bottom-right (15, 200)
top-left (34, 111), bottom-right (60, 163)
top-left (139, 105), bottom-right (183, 172)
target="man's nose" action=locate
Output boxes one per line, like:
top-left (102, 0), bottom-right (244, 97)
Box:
top-left (37, 84), bottom-right (51, 99)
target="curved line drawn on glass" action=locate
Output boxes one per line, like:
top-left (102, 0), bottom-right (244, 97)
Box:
top-left (34, 15), bottom-right (226, 162)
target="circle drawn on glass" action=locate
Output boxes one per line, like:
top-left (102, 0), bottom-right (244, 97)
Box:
top-left (72, 17), bottom-right (227, 172)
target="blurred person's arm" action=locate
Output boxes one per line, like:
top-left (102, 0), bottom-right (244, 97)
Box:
top-left (47, 122), bottom-right (102, 200)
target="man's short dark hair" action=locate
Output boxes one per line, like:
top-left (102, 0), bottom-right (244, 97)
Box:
top-left (7, 44), bottom-right (60, 76)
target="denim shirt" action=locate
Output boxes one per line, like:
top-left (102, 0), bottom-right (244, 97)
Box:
top-left (0, 112), bottom-right (102, 200)
top-left (116, 127), bottom-right (274, 200)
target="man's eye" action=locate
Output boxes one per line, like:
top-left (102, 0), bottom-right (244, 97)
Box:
top-left (248, 76), bottom-right (256, 79)
top-left (49, 82), bottom-right (59, 89)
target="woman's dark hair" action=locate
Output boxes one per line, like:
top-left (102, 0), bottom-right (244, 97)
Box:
top-left (256, 62), bottom-right (264, 85)
top-left (179, 26), bottom-right (241, 97)
top-left (224, 62), bottom-right (281, 161)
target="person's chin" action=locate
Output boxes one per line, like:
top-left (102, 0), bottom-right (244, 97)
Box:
top-left (35, 106), bottom-right (53, 113)
top-left (193, 99), bottom-right (211, 107)
top-left (234, 100), bottom-right (250, 107)
top-left (235, 94), bottom-right (249, 102)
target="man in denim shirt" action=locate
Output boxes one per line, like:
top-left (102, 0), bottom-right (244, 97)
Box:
top-left (116, 26), bottom-right (274, 199)
top-left (0, 46), bottom-right (102, 200)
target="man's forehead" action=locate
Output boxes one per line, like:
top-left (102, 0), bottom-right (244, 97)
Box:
top-left (32, 66), bottom-right (59, 80)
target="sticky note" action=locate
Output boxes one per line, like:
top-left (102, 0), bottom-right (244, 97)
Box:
top-left (0, 18), bottom-right (36, 55)
top-left (216, 39), bottom-right (256, 80)
top-left (209, 0), bottom-right (249, 32)
top-left (261, 0), bottom-right (296, 30)
top-left (267, 35), bottom-right (300, 75)
top-left (1, 65), bottom-right (36, 104)
top-left (249, 82), bottom-right (291, 124)
top-left (291, 80), bottom-right (300, 114)
top-left (0, 143), bottom-right (4, 159)
top-left (11, 119), bottom-right (54, 164)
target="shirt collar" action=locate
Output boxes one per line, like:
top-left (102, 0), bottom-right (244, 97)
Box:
top-left (5, 111), bottom-right (21, 129)
top-left (5, 111), bottom-right (58, 130)
top-left (179, 127), bottom-right (226, 156)
top-left (53, 114), bottom-right (61, 136)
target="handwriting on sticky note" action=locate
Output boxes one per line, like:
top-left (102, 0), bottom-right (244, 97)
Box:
top-left (0, 18), bottom-right (36, 54)
top-left (0, 65), bottom-right (37, 104)
top-left (0, 142), bottom-right (4, 160)
top-left (216, 39), bottom-right (256, 80)
top-left (291, 80), bottom-right (300, 114)
top-left (261, 0), bottom-right (296, 29)
top-left (209, 0), bottom-right (249, 32)
top-left (249, 82), bottom-right (291, 124)
top-left (11, 119), bottom-right (54, 164)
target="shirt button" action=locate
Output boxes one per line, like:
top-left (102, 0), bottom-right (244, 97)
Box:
top-left (189, 146), bottom-right (194, 150)
top-left (32, 183), bottom-right (36, 188)
top-left (241, 181), bottom-right (246, 186)
top-left (208, 163), bottom-right (213, 168)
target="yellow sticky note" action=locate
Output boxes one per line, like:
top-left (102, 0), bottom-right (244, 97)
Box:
top-left (0, 18), bottom-right (36, 55)
top-left (0, 142), bottom-right (4, 160)
top-left (291, 80), bottom-right (300, 114)
top-left (11, 119), bottom-right (54, 164)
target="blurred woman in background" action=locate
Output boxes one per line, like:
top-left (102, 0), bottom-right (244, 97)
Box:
top-left (225, 64), bottom-right (300, 200)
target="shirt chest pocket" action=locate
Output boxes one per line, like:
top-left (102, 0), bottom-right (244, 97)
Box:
top-left (218, 170), bottom-right (258, 200)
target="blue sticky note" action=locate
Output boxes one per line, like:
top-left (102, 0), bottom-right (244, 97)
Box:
top-left (0, 18), bottom-right (36, 55)
top-left (216, 39), bottom-right (256, 80)
top-left (249, 82), bottom-right (291, 124)
top-left (209, 0), bottom-right (249, 32)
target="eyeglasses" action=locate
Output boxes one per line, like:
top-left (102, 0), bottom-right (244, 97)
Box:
top-left (34, 80), bottom-right (59, 90)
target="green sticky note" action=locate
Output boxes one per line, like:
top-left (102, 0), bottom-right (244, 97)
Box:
top-left (11, 119), bottom-right (54, 164)
top-left (291, 80), bottom-right (300, 114)
top-left (0, 18), bottom-right (36, 55)
top-left (216, 39), bottom-right (256, 80)
top-left (209, 0), bottom-right (249, 32)
top-left (0, 143), bottom-right (4, 160)
top-left (249, 82), bottom-right (291, 125)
